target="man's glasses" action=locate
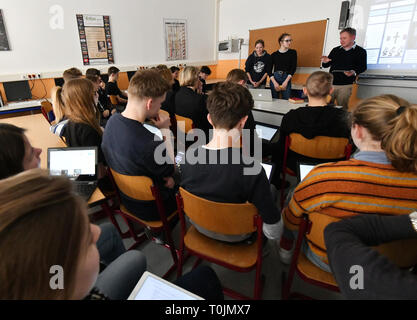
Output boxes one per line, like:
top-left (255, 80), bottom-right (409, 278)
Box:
top-left (283, 39), bottom-right (292, 42)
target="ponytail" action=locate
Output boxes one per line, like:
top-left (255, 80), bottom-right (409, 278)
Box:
top-left (382, 105), bottom-right (417, 173)
top-left (51, 86), bottom-right (65, 124)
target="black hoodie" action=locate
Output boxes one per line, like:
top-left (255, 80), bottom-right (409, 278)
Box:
top-left (245, 50), bottom-right (272, 85)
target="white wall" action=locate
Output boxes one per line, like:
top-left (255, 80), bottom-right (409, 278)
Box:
top-left (0, 0), bottom-right (217, 79)
top-left (218, 0), bottom-right (348, 65)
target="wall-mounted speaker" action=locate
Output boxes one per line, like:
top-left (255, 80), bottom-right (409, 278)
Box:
top-left (339, 1), bottom-right (350, 30)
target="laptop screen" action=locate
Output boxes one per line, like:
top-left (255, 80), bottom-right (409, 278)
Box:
top-left (48, 147), bottom-right (97, 178)
top-left (299, 164), bottom-right (315, 181)
top-left (256, 124), bottom-right (278, 142)
top-left (128, 271), bottom-right (203, 300)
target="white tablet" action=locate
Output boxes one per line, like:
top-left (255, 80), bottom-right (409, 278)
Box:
top-left (128, 271), bottom-right (204, 300)
top-left (255, 124), bottom-right (278, 142)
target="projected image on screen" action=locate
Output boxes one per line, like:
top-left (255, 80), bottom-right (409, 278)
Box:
top-left (363, 0), bottom-right (417, 71)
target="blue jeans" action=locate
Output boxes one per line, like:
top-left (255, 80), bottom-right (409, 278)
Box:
top-left (97, 222), bottom-right (127, 266)
top-left (270, 72), bottom-right (291, 100)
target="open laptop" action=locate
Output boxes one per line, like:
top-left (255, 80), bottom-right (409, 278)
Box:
top-left (261, 162), bottom-right (275, 182)
top-left (128, 271), bottom-right (203, 300)
top-left (256, 124), bottom-right (279, 142)
top-left (249, 88), bottom-right (273, 102)
top-left (47, 147), bottom-right (98, 200)
top-left (296, 162), bottom-right (316, 183)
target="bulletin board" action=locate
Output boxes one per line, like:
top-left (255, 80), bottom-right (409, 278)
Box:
top-left (249, 20), bottom-right (328, 68)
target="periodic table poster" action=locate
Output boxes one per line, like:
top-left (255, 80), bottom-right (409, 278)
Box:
top-left (0, 9), bottom-right (10, 51)
top-left (76, 14), bottom-right (114, 65)
top-left (164, 19), bottom-right (187, 61)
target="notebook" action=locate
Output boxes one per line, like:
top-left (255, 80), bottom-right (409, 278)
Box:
top-left (297, 162), bottom-right (316, 182)
top-left (249, 88), bottom-right (273, 102)
top-left (128, 271), bottom-right (203, 300)
top-left (47, 147), bottom-right (98, 200)
top-left (255, 124), bottom-right (279, 142)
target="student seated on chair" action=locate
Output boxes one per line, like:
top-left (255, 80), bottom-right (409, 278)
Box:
top-left (156, 65), bottom-right (176, 122)
top-left (180, 81), bottom-right (282, 243)
top-left (198, 66), bottom-right (212, 94)
top-left (226, 69), bottom-right (261, 159)
top-left (170, 66), bottom-right (181, 93)
top-left (281, 95), bottom-right (417, 272)
top-left (270, 71), bottom-right (350, 187)
top-left (106, 66), bottom-right (128, 107)
top-left (59, 78), bottom-right (105, 165)
top-left (63, 67), bottom-right (82, 83)
top-left (102, 69), bottom-right (177, 221)
top-left (325, 213), bottom-right (417, 300)
top-left (175, 66), bottom-right (211, 141)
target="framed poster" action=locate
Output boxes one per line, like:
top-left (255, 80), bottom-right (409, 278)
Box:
top-left (0, 9), bottom-right (10, 51)
top-left (76, 14), bottom-right (114, 65)
top-left (164, 19), bottom-right (187, 61)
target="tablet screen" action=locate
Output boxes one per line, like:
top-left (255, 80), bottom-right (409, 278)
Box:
top-left (299, 164), bottom-right (315, 181)
top-left (128, 272), bottom-right (203, 300)
top-left (256, 125), bottom-right (278, 141)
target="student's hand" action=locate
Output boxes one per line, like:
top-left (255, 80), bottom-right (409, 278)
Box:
top-left (253, 81), bottom-right (259, 88)
top-left (163, 177), bottom-right (175, 189)
top-left (344, 70), bottom-right (356, 77)
top-left (281, 82), bottom-right (288, 90)
top-left (111, 108), bottom-right (117, 115)
top-left (151, 113), bottom-right (171, 129)
top-left (103, 110), bottom-right (110, 118)
top-left (321, 56), bottom-right (331, 64)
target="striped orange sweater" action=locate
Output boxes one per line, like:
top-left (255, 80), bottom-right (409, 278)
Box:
top-left (283, 158), bottom-right (417, 263)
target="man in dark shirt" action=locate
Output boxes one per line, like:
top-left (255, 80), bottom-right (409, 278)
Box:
top-left (180, 81), bottom-right (282, 243)
top-left (321, 27), bottom-right (367, 110)
top-left (102, 69), bottom-right (176, 221)
top-left (106, 66), bottom-right (128, 108)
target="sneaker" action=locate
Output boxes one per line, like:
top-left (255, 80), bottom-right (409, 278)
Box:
top-left (278, 245), bottom-right (294, 265)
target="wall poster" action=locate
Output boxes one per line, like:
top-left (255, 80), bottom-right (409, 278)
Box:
top-left (164, 19), bottom-right (187, 61)
top-left (0, 9), bottom-right (10, 51)
top-left (76, 14), bottom-right (114, 65)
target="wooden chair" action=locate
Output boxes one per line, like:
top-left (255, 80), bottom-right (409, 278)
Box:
top-left (282, 213), bottom-right (417, 300)
top-left (41, 100), bottom-right (54, 124)
top-left (108, 169), bottom-right (179, 278)
top-left (176, 187), bottom-right (264, 300)
top-left (280, 133), bottom-right (352, 209)
top-left (109, 95), bottom-right (125, 113)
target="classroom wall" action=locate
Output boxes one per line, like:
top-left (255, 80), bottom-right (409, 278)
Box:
top-left (0, 0), bottom-right (217, 81)
top-left (217, 0), bottom-right (347, 62)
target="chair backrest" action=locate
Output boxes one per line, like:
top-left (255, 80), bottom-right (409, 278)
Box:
top-left (175, 115), bottom-right (194, 134)
top-left (110, 168), bottom-right (155, 201)
top-left (307, 212), bottom-right (417, 269)
top-left (41, 100), bottom-right (54, 123)
top-left (288, 133), bottom-right (351, 160)
top-left (109, 95), bottom-right (119, 106)
top-left (178, 187), bottom-right (258, 235)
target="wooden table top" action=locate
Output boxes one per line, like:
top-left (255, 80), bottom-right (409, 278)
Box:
top-left (0, 114), bottom-right (105, 205)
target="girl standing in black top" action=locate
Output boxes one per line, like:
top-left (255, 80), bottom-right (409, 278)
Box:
top-left (245, 39), bottom-right (272, 89)
top-left (270, 33), bottom-right (297, 100)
